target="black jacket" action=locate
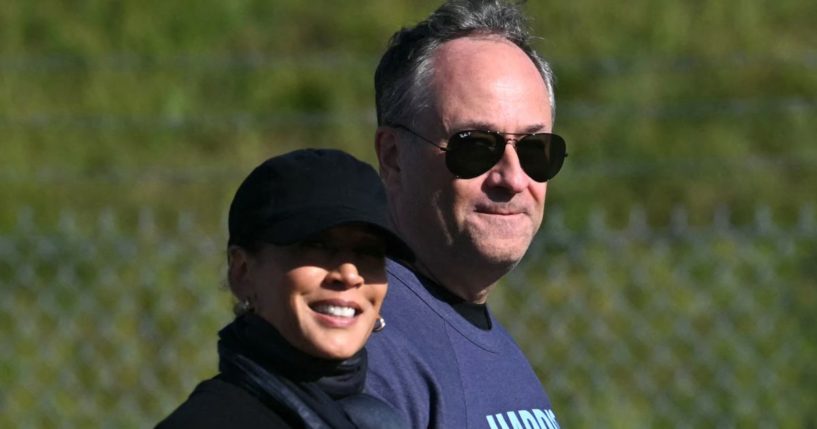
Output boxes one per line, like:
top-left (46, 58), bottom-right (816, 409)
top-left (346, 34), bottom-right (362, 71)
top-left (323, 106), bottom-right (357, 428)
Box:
top-left (156, 314), bottom-right (407, 429)
top-left (157, 375), bottom-right (293, 428)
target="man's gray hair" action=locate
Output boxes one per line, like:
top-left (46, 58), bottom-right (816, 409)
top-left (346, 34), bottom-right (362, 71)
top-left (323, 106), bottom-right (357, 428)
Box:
top-left (374, 0), bottom-right (556, 127)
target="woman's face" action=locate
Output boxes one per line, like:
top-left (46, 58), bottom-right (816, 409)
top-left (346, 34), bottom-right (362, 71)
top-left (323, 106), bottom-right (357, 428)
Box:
top-left (235, 225), bottom-right (388, 360)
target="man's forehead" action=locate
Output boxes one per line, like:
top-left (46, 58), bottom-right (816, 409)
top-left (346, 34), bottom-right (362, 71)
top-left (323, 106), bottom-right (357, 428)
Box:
top-left (426, 40), bottom-right (552, 132)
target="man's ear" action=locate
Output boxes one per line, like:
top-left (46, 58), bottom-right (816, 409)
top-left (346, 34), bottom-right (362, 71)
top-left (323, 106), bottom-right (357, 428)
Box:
top-left (375, 126), bottom-right (402, 193)
top-left (227, 245), bottom-right (252, 298)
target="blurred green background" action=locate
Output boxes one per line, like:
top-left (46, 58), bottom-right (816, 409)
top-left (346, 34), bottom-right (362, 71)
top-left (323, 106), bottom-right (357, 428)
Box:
top-left (1, 0), bottom-right (815, 427)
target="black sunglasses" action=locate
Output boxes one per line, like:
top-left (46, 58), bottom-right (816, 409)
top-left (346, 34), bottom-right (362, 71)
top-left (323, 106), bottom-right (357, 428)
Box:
top-left (390, 124), bottom-right (567, 182)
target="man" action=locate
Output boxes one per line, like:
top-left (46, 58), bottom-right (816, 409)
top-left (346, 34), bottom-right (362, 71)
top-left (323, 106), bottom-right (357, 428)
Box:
top-left (365, 0), bottom-right (567, 428)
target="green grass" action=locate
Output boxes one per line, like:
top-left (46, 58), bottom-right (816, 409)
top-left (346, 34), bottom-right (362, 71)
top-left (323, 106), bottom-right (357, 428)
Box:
top-left (3, 0), bottom-right (816, 225)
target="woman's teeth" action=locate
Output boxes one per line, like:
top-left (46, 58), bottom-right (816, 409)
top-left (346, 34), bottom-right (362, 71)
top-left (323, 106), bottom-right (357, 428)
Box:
top-left (314, 304), bottom-right (356, 318)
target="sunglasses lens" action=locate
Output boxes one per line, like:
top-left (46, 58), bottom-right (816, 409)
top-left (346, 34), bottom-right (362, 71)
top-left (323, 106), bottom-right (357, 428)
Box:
top-left (517, 134), bottom-right (566, 182)
top-left (445, 131), bottom-right (504, 179)
top-left (444, 130), bottom-right (567, 182)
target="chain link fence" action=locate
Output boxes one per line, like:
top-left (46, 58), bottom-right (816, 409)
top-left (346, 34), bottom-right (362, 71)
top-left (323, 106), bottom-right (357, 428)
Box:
top-left (1, 204), bottom-right (815, 428)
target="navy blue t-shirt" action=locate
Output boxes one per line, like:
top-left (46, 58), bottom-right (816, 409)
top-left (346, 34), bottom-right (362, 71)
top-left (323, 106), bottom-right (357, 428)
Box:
top-left (365, 259), bottom-right (560, 429)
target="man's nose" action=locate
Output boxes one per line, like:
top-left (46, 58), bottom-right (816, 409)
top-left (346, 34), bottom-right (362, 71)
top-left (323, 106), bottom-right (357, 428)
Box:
top-left (486, 142), bottom-right (529, 192)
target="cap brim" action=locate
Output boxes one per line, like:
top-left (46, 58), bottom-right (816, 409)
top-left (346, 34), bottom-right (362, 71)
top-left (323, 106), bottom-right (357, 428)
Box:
top-left (265, 207), bottom-right (414, 262)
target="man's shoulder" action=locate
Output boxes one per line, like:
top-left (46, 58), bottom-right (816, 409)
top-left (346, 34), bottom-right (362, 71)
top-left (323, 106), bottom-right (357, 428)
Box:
top-left (381, 259), bottom-right (440, 318)
top-left (380, 260), bottom-right (469, 350)
top-left (368, 261), bottom-right (453, 380)
top-left (384, 258), bottom-right (423, 289)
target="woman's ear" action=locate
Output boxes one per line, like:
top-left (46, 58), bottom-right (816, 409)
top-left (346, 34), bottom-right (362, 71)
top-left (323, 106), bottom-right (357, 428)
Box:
top-left (227, 245), bottom-right (252, 298)
top-left (375, 126), bottom-right (402, 193)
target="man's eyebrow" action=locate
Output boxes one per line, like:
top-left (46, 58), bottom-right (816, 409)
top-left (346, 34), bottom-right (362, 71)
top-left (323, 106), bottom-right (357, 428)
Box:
top-left (521, 123), bottom-right (549, 134)
top-left (451, 122), bottom-right (549, 134)
top-left (448, 121), bottom-right (498, 133)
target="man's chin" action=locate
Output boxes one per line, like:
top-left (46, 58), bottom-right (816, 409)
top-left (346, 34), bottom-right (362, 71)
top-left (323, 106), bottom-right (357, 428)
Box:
top-left (471, 242), bottom-right (528, 270)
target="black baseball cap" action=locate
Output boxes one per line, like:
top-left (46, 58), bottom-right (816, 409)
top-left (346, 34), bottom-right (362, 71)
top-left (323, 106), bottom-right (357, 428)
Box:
top-left (228, 148), bottom-right (413, 261)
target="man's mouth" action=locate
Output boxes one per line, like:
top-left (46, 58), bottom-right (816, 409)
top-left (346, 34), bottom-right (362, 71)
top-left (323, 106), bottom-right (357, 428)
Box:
top-left (474, 202), bottom-right (525, 216)
top-left (476, 207), bottom-right (522, 216)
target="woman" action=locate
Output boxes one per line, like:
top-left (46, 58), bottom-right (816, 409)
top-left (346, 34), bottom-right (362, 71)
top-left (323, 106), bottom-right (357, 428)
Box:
top-left (157, 149), bottom-right (412, 428)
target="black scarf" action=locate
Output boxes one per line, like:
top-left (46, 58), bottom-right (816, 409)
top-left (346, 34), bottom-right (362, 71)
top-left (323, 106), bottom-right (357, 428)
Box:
top-left (217, 313), bottom-right (363, 429)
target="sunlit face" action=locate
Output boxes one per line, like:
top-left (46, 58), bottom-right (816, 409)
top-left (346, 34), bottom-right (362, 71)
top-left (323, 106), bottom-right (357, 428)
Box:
top-left (233, 225), bottom-right (388, 360)
top-left (385, 37), bottom-right (552, 301)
